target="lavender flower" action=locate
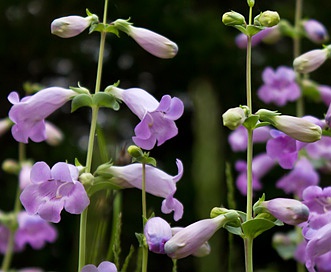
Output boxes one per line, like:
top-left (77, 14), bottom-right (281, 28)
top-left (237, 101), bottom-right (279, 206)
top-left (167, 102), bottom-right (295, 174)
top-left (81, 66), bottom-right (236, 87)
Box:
top-left (106, 159), bottom-right (184, 221)
top-left (293, 47), bottom-right (330, 74)
top-left (259, 198), bottom-right (309, 225)
top-left (235, 153), bottom-right (275, 195)
top-left (51, 15), bottom-right (97, 38)
top-left (228, 125), bottom-right (271, 152)
top-left (276, 157), bottom-right (319, 198)
top-left (8, 87), bottom-right (76, 143)
top-left (302, 186), bottom-right (331, 214)
top-left (45, 121), bottom-right (64, 146)
top-left (164, 215), bottom-right (227, 259)
top-left (81, 261), bottom-right (117, 272)
top-left (317, 84), bottom-right (331, 106)
top-left (108, 87), bottom-right (184, 150)
top-left (257, 66), bottom-right (301, 106)
top-left (302, 19), bottom-right (329, 44)
top-left (113, 19), bottom-right (178, 59)
top-left (144, 217), bottom-right (172, 254)
top-left (15, 212), bottom-right (57, 250)
top-left (19, 161), bottom-right (33, 190)
top-left (20, 162), bottom-right (90, 223)
top-left (266, 130), bottom-right (305, 169)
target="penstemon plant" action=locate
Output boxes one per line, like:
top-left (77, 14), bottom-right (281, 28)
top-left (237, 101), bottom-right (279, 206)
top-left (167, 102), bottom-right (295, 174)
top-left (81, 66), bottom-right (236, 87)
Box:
top-left (2, 0), bottom-right (331, 272)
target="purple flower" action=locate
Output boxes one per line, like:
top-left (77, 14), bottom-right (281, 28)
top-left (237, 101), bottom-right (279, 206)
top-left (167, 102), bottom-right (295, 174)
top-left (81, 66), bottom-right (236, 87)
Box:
top-left (302, 186), bottom-right (331, 214)
top-left (109, 87), bottom-right (184, 150)
top-left (19, 162), bottom-right (33, 190)
top-left (81, 261), bottom-right (117, 272)
top-left (266, 130), bottom-right (304, 169)
top-left (303, 19), bottom-right (329, 44)
top-left (51, 15), bottom-right (97, 38)
top-left (45, 121), bottom-right (64, 146)
top-left (15, 212), bottom-right (57, 250)
top-left (293, 47), bottom-right (329, 74)
top-left (228, 125), bottom-right (271, 152)
top-left (164, 215), bottom-right (225, 259)
top-left (20, 161), bottom-right (90, 223)
top-left (8, 87), bottom-right (76, 143)
top-left (107, 159), bottom-right (184, 221)
top-left (144, 217), bottom-right (172, 254)
top-left (260, 198), bottom-right (309, 225)
top-left (257, 66), bottom-right (300, 106)
top-left (317, 84), bottom-right (331, 106)
top-left (305, 136), bottom-right (331, 172)
top-left (276, 157), bottom-right (319, 198)
top-left (235, 153), bottom-right (275, 195)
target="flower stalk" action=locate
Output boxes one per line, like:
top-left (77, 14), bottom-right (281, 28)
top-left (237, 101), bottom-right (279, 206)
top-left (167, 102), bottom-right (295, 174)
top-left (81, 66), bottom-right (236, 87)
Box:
top-left (142, 162), bottom-right (148, 272)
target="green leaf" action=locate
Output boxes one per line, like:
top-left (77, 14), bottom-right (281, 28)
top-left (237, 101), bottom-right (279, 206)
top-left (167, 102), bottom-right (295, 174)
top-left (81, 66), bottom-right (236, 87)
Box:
top-left (243, 114), bottom-right (259, 130)
top-left (246, 25), bottom-right (264, 37)
top-left (87, 181), bottom-right (122, 197)
top-left (105, 25), bottom-right (120, 36)
top-left (223, 210), bottom-right (246, 236)
top-left (242, 217), bottom-right (283, 239)
top-left (71, 94), bottom-right (93, 112)
top-left (92, 92), bottom-right (120, 110)
top-left (233, 25), bottom-right (247, 35)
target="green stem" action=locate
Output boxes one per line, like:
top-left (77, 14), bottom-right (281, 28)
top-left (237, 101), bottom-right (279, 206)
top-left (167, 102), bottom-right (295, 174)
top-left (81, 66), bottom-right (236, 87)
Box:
top-left (141, 163), bottom-right (148, 272)
top-left (244, 5), bottom-right (254, 272)
top-left (78, 1), bottom-right (109, 270)
top-left (1, 143), bottom-right (26, 271)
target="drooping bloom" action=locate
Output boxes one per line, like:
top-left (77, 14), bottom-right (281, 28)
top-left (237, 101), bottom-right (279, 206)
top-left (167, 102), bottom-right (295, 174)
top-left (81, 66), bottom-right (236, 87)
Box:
top-left (228, 125), bottom-right (271, 152)
top-left (81, 261), bottom-right (117, 272)
top-left (51, 15), bottom-right (98, 38)
top-left (109, 87), bottom-right (184, 150)
top-left (8, 87), bottom-right (76, 143)
top-left (259, 198), bottom-right (309, 225)
top-left (106, 159), bottom-right (184, 221)
top-left (144, 217), bottom-right (172, 254)
top-left (15, 212), bottom-right (57, 250)
top-left (164, 215), bottom-right (227, 259)
top-left (20, 162), bottom-right (90, 223)
top-left (235, 153), bottom-right (276, 195)
top-left (293, 47), bottom-right (330, 74)
top-left (276, 157), bottom-right (319, 198)
top-left (257, 66), bottom-right (301, 106)
top-left (302, 19), bottom-right (329, 44)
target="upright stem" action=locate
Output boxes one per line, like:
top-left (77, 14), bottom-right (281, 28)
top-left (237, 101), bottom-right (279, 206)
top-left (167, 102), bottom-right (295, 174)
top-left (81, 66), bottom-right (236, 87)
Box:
top-left (78, 1), bottom-right (109, 271)
top-left (244, 5), bottom-right (254, 272)
top-left (1, 143), bottom-right (26, 271)
top-left (141, 163), bottom-right (148, 272)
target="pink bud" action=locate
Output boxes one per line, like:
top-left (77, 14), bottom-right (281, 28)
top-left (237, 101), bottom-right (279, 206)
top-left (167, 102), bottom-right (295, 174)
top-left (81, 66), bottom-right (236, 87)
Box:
top-left (51, 15), bottom-right (94, 38)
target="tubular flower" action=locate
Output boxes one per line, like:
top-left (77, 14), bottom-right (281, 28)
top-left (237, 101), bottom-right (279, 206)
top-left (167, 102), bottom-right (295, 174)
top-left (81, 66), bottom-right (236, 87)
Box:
top-left (106, 159), bottom-right (184, 221)
top-left (20, 162), bottom-right (90, 223)
top-left (164, 215), bottom-right (226, 259)
top-left (51, 15), bottom-right (97, 38)
top-left (257, 66), bottom-right (301, 106)
top-left (109, 87), bottom-right (184, 150)
top-left (293, 47), bottom-right (330, 74)
top-left (302, 19), bottom-right (329, 44)
top-left (8, 87), bottom-right (76, 143)
top-left (259, 198), bottom-right (309, 225)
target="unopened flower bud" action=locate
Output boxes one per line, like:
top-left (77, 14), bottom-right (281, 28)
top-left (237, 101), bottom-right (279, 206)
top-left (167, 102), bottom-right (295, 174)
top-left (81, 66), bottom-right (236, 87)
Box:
top-left (303, 19), bottom-right (329, 44)
top-left (79, 172), bottom-right (94, 186)
top-left (2, 159), bottom-right (20, 174)
top-left (254, 11), bottom-right (280, 28)
top-left (0, 118), bottom-right (12, 136)
top-left (222, 107), bottom-right (246, 130)
top-left (293, 46), bottom-right (330, 74)
top-left (114, 19), bottom-right (178, 59)
top-left (51, 14), bottom-right (98, 38)
top-left (144, 217), bottom-right (172, 254)
top-left (222, 11), bottom-right (246, 26)
top-left (257, 198), bottom-right (309, 225)
top-left (127, 145), bottom-right (144, 158)
top-left (257, 109), bottom-right (322, 142)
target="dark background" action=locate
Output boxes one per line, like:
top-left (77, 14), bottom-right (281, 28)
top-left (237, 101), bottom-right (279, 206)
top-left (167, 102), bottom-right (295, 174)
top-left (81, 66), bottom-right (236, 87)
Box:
top-left (1, 0), bottom-right (331, 271)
